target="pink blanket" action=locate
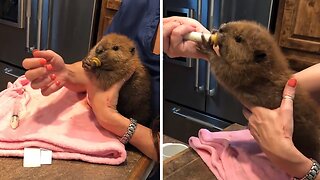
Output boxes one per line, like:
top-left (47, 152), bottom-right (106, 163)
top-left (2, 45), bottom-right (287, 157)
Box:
top-left (189, 129), bottom-right (291, 180)
top-left (0, 76), bottom-right (126, 165)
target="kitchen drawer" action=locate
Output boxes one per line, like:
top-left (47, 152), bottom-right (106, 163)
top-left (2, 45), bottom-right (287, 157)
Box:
top-left (164, 100), bottom-right (231, 144)
top-left (0, 61), bottom-right (25, 91)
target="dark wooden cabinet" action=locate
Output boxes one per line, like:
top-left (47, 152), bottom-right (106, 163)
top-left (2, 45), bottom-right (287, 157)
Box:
top-left (97, 0), bottom-right (122, 42)
top-left (275, 0), bottom-right (320, 71)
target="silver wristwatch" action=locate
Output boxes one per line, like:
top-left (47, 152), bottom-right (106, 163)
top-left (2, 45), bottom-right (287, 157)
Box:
top-left (119, 118), bottom-right (137, 144)
top-left (295, 159), bottom-right (320, 180)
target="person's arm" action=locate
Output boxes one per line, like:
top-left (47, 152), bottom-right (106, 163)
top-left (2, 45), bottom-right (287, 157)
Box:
top-left (294, 63), bottom-right (320, 92)
top-left (87, 23), bottom-right (160, 161)
top-left (64, 62), bottom-right (89, 92)
top-left (243, 78), bottom-right (319, 179)
top-left (87, 79), bottom-right (158, 161)
top-left (293, 63), bottom-right (320, 104)
top-left (94, 112), bottom-right (158, 161)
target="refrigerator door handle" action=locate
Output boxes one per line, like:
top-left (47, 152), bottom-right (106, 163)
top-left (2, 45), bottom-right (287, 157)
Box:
top-left (206, 65), bottom-right (218, 96)
top-left (37, 0), bottom-right (44, 50)
top-left (195, 0), bottom-right (204, 92)
top-left (208, 0), bottom-right (215, 31)
top-left (206, 0), bottom-right (217, 96)
top-left (25, 0), bottom-right (33, 52)
top-left (46, 0), bottom-right (53, 49)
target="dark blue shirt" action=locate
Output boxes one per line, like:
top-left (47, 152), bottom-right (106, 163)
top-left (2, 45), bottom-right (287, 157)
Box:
top-left (104, 0), bottom-right (160, 118)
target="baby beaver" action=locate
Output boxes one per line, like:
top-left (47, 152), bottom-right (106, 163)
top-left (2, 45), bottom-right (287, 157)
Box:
top-left (198, 20), bottom-right (320, 161)
top-left (82, 33), bottom-right (151, 126)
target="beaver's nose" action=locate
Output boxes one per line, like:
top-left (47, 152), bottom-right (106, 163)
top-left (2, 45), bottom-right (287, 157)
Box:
top-left (95, 45), bottom-right (105, 54)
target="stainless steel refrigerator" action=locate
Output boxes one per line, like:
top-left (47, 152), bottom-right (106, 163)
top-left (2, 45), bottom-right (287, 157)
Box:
top-left (163, 0), bottom-right (278, 143)
top-left (0, 0), bottom-right (100, 91)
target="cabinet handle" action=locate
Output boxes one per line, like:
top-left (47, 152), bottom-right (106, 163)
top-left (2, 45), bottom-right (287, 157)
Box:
top-left (4, 67), bottom-right (20, 78)
top-left (37, 0), bottom-right (44, 50)
top-left (25, 0), bottom-right (33, 52)
top-left (195, 0), bottom-right (205, 92)
top-left (172, 107), bottom-right (228, 131)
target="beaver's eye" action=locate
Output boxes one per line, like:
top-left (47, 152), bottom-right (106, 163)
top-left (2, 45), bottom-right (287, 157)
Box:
top-left (112, 46), bottom-right (119, 51)
top-left (235, 36), bottom-right (242, 43)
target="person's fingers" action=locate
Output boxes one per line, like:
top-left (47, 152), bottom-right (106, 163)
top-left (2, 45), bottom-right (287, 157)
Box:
top-left (170, 24), bottom-right (196, 46)
top-left (30, 76), bottom-right (52, 89)
top-left (163, 17), bottom-right (210, 33)
top-left (33, 50), bottom-right (64, 69)
top-left (242, 101), bottom-right (255, 113)
top-left (242, 107), bottom-right (253, 121)
top-left (22, 58), bottom-right (47, 70)
top-left (124, 69), bottom-right (135, 82)
top-left (173, 16), bottom-right (200, 26)
top-left (24, 67), bottom-right (47, 81)
top-left (163, 17), bottom-right (173, 23)
top-left (40, 80), bottom-right (63, 96)
top-left (170, 24), bottom-right (196, 55)
top-left (112, 79), bottom-right (127, 92)
top-left (247, 122), bottom-right (260, 143)
top-left (163, 21), bottom-right (180, 53)
top-left (32, 50), bottom-right (56, 61)
top-left (111, 71), bottom-right (135, 95)
top-left (163, 16), bottom-right (187, 24)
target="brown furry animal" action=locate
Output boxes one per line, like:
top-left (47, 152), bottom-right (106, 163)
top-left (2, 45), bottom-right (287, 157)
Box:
top-left (198, 21), bottom-right (320, 161)
top-left (82, 33), bottom-right (151, 126)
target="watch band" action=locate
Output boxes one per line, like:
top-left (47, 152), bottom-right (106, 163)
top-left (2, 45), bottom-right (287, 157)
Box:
top-left (119, 118), bottom-right (137, 144)
top-left (295, 159), bottom-right (320, 180)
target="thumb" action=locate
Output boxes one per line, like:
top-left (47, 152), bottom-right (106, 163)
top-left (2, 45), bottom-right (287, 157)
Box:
top-left (280, 77), bottom-right (297, 136)
top-left (280, 77), bottom-right (297, 113)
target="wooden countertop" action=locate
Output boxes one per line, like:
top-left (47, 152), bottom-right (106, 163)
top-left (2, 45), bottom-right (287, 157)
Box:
top-left (0, 146), bottom-right (154, 180)
top-left (163, 123), bottom-right (246, 180)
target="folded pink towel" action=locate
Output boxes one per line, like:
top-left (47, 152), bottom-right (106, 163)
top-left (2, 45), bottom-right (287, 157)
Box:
top-left (0, 76), bottom-right (126, 165)
top-left (189, 129), bottom-right (290, 180)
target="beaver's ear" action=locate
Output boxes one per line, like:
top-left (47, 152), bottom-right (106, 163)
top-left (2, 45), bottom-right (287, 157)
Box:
top-left (130, 47), bottom-right (135, 56)
top-left (254, 50), bottom-right (267, 63)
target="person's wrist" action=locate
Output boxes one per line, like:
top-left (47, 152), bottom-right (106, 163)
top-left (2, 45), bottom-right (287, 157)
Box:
top-left (97, 112), bottom-right (131, 137)
top-left (294, 159), bottom-right (319, 180)
top-left (264, 141), bottom-right (313, 178)
top-left (119, 118), bottom-right (137, 144)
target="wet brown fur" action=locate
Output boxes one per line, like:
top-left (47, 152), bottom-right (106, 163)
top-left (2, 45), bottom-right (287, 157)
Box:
top-left (198, 21), bottom-right (320, 161)
top-left (82, 33), bottom-right (151, 126)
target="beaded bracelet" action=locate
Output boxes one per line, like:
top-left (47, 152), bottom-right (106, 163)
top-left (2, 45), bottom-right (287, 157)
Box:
top-left (295, 159), bottom-right (320, 180)
top-left (119, 118), bottom-right (137, 144)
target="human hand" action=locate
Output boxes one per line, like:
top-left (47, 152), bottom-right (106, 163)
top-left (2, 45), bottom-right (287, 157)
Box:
top-left (163, 16), bottom-right (210, 59)
top-left (242, 78), bottom-right (300, 160)
top-left (22, 50), bottom-right (68, 96)
top-left (243, 78), bottom-right (317, 179)
top-left (87, 71), bottom-right (134, 129)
